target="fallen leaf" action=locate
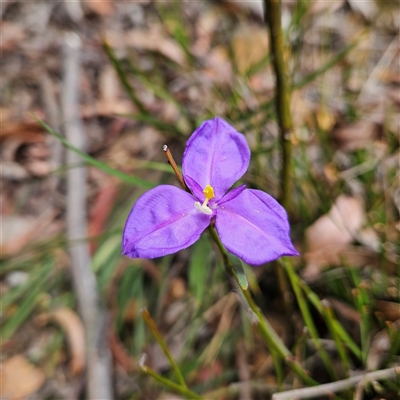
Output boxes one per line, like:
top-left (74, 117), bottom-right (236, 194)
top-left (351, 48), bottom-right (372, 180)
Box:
top-left (375, 300), bottom-right (400, 322)
top-left (0, 22), bottom-right (25, 52)
top-left (204, 46), bottom-right (232, 85)
top-left (0, 211), bottom-right (58, 258)
top-left (0, 355), bottom-right (45, 400)
top-left (126, 26), bottom-right (187, 66)
top-left (168, 277), bottom-right (187, 300)
top-left (303, 195), bottom-right (366, 278)
top-left (83, 0), bottom-right (113, 16)
top-left (331, 120), bottom-right (382, 151)
top-left (221, 0), bottom-right (264, 19)
top-left (347, 0), bottom-right (378, 20)
top-left (308, 0), bottom-right (345, 15)
top-left (192, 7), bottom-right (221, 57)
top-left (36, 308), bottom-right (85, 375)
top-left (0, 122), bottom-right (50, 178)
top-left (366, 327), bottom-right (392, 371)
top-left (89, 181), bottom-right (120, 253)
top-left (232, 25), bottom-right (269, 74)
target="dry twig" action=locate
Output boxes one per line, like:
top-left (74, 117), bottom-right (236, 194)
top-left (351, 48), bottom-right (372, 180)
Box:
top-left (62, 32), bottom-right (113, 399)
top-left (272, 367), bottom-right (400, 400)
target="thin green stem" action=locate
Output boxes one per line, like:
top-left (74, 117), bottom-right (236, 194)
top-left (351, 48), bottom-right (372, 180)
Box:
top-left (264, 0), bottom-right (295, 320)
top-left (264, 0), bottom-right (293, 211)
top-left (321, 300), bottom-right (350, 374)
top-left (283, 259), bottom-right (337, 380)
top-left (140, 364), bottom-right (203, 400)
top-left (142, 308), bottom-right (188, 388)
top-left (298, 279), bottom-right (362, 360)
top-left (208, 226), bottom-right (316, 386)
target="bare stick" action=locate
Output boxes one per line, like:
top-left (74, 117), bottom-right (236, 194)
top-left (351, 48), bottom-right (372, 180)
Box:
top-left (163, 145), bottom-right (189, 191)
top-left (272, 367), bottom-right (400, 400)
top-left (62, 32), bottom-right (113, 400)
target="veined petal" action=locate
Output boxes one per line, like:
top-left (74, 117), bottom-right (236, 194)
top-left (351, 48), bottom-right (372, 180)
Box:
top-left (184, 175), bottom-right (204, 201)
top-left (123, 185), bottom-right (211, 259)
top-left (182, 117), bottom-right (250, 201)
top-left (215, 189), bottom-right (299, 265)
top-left (218, 184), bottom-right (246, 204)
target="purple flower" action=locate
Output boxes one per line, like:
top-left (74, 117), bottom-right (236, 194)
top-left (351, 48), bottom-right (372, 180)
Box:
top-left (123, 117), bottom-right (298, 265)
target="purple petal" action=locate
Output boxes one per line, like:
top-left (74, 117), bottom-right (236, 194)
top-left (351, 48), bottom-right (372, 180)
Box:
top-left (184, 175), bottom-right (204, 201)
top-left (218, 184), bottom-right (246, 204)
top-left (123, 185), bottom-right (211, 258)
top-left (182, 117), bottom-right (250, 201)
top-left (215, 189), bottom-right (299, 265)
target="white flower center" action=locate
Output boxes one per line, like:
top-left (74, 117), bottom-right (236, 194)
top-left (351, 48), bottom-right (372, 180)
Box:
top-left (194, 184), bottom-right (214, 215)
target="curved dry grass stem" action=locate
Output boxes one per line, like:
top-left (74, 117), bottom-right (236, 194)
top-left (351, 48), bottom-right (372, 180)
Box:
top-left (272, 367), bottom-right (400, 400)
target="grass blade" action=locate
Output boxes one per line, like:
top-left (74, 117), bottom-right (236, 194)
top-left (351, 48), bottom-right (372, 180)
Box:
top-left (34, 116), bottom-right (155, 189)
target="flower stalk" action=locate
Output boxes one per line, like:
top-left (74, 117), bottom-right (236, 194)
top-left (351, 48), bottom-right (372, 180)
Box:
top-left (208, 225), bottom-right (316, 386)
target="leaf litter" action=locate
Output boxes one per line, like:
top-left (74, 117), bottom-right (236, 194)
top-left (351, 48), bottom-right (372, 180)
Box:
top-left (1, 0), bottom-right (399, 398)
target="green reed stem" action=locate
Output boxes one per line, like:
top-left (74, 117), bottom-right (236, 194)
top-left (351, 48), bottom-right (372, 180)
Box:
top-left (321, 300), bottom-right (351, 374)
top-left (141, 308), bottom-right (187, 388)
top-left (139, 364), bottom-right (203, 400)
top-left (298, 279), bottom-right (362, 359)
top-left (264, 0), bottom-right (293, 211)
top-left (208, 226), bottom-right (316, 386)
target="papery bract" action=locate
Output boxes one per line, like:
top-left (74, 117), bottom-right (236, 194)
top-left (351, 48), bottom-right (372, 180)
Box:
top-left (123, 117), bottom-right (298, 265)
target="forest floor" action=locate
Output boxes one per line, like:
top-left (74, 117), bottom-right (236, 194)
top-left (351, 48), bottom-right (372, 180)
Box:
top-left (1, 1), bottom-right (399, 399)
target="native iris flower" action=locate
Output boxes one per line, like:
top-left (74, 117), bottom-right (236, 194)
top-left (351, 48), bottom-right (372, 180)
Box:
top-left (123, 117), bottom-right (298, 265)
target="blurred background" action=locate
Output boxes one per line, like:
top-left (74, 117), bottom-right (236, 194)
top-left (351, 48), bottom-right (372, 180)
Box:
top-left (1, 0), bottom-right (399, 399)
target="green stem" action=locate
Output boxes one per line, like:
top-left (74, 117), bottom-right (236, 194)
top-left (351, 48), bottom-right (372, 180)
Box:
top-left (283, 259), bottom-right (338, 380)
top-left (321, 300), bottom-right (350, 374)
top-left (264, 0), bottom-right (293, 211)
top-left (142, 308), bottom-right (188, 388)
top-left (208, 226), bottom-right (316, 386)
top-left (298, 279), bottom-right (362, 360)
top-left (140, 364), bottom-right (203, 400)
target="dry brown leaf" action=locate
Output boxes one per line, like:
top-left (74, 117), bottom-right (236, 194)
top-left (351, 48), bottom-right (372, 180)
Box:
top-left (0, 211), bottom-right (58, 258)
top-left (84, 0), bottom-right (113, 16)
top-left (204, 46), bottom-right (232, 85)
top-left (375, 300), bottom-right (400, 322)
top-left (366, 327), bottom-right (392, 371)
top-left (0, 355), bottom-right (46, 400)
top-left (0, 22), bottom-right (25, 52)
top-left (126, 27), bottom-right (187, 66)
top-left (192, 7), bottom-right (221, 57)
top-left (232, 25), bottom-right (269, 74)
top-left (308, 0), bottom-right (345, 15)
top-left (37, 308), bottom-right (85, 375)
top-left (331, 120), bottom-right (382, 151)
top-left (347, 0), bottom-right (378, 20)
top-left (303, 195), bottom-right (366, 278)
top-left (168, 277), bottom-right (187, 300)
top-left (221, 0), bottom-right (264, 19)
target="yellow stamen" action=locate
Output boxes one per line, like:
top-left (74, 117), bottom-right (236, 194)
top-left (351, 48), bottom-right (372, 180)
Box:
top-left (203, 185), bottom-right (215, 201)
top-left (194, 185), bottom-right (215, 215)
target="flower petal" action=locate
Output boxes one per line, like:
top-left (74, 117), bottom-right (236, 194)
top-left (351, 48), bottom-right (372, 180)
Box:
top-left (215, 189), bottom-right (299, 265)
top-left (184, 175), bottom-right (204, 201)
top-left (218, 184), bottom-right (246, 204)
top-left (123, 185), bottom-right (211, 258)
top-left (182, 117), bottom-right (250, 200)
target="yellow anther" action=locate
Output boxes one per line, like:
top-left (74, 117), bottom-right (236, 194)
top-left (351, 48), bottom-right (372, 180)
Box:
top-left (203, 185), bottom-right (215, 201)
